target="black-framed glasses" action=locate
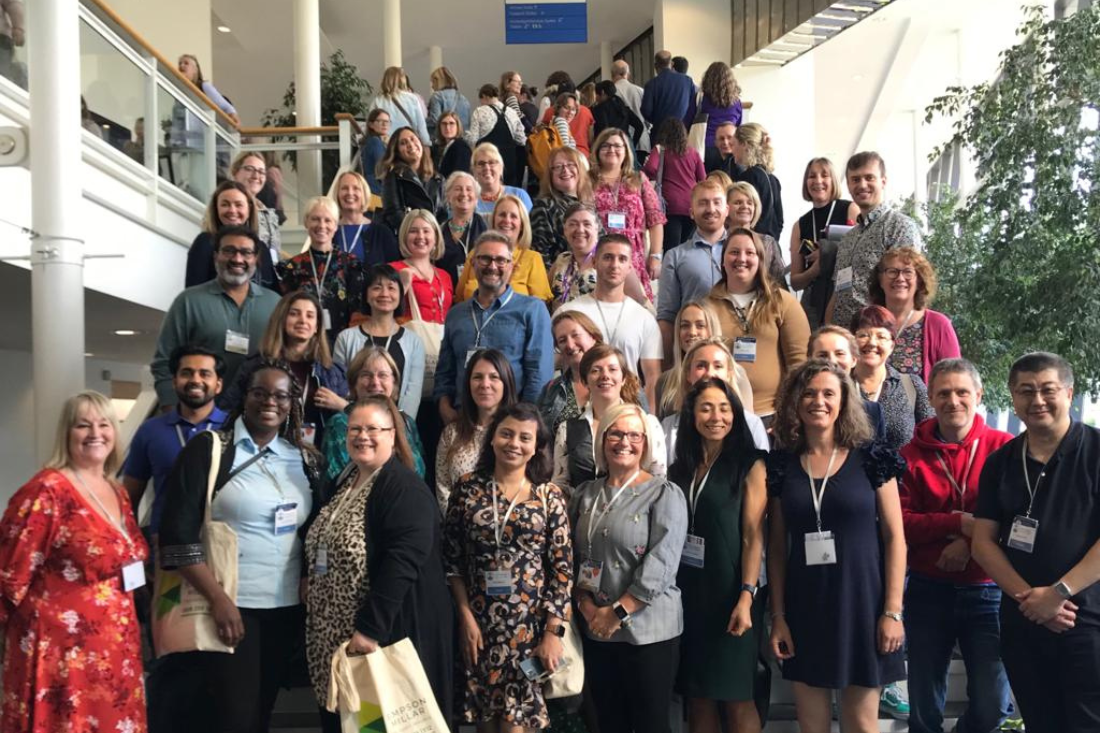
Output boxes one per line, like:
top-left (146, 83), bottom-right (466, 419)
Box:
top-left (881, 267), bottom-right (916, 280)
top-left (347, 425), bottom-right (395, 437)
top-left (475, 255), bottom-right (512, 267)
top-left (247, 388), bottom-right (292, 405)
top-left (606, 429), bottom-right (645, 444)
top-left (240, 164), bottom-right (266, 177)
top-left (219, 246), bottom-right (257, 259)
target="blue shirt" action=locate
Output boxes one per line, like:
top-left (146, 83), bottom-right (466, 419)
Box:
top-left (476, 186), bottom-right (533, 217)
top-left (433, 286), bottom-right (554, 405)
top-left (641, 69), bottom-right (697, 132)
top-left (123, 405), bottom-right (228, 534)
top-left (211, 418), bottom-right (313, 608)
top-left (656, 230), bottom-right (727, 322)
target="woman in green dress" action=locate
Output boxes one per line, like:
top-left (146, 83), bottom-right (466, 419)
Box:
top-left (668, 377), bottom-right (767, 733)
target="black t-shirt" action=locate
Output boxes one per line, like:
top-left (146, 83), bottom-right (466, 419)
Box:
top-left (975, 422), bottom-right (1100, 627)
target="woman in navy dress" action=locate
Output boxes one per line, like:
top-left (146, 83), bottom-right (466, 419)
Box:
top-left (766, 359), bottom-right (907, 733)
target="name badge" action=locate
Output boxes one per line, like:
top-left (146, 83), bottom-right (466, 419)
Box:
top-left (805, 530), bottom-right (837, 566)
top-left (301, 423), bottom-right (317, 447)
top-left (314, 544), bottom-right (329, 575)
top-left (274, 503), bottom-right (299, 536)
top-left (835, 266), bottom-right (854, 292)
top-left (225, 329), bottom-right (250, 355)
top-left (733, 337), bottom-right (757, 363)
top-left (465, 349), bottom-right (480, 367)
top-left (578, 559), bottom-right (603, 593)
top-left (485, 569), bottom-right (513, 596)
top-left (122, 560), bottom-right (146, 592)
top-left (322, 308), bottom-right (333, 332)
top-left (607, 212), bottom-right (627, 230)
top-left (681, 534), bottom-right (705, 568)
top-left (1007, 515), bottom-right (1038, 554)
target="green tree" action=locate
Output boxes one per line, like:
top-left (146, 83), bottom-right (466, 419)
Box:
top-left (924, 3), bottom-right (1100, 406)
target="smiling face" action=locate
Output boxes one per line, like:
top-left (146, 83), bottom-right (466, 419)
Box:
top-left (564, 209), bottom-right (598, 257)
top-left (68, 405), bottom-right (116, 470)
top-left (474, 152), bottom-right (503, 188)
top-left (678, 305), bottom-right (711, 353)
top-left (727, 191), bottom-right (755, 228)
top-left (367, 277), bottom-right (400, 315)
top-left (585, 354), bottom-right (624, 400)
top-left (469, 358), bottom-right (506, 413)
top-left (847, 162), bottom-right (886, 212)
top-left (931, 370), bottom-right (982, 438)
top-left (855, 326), bottom-right (895, 370)
top-left (233, 154), bottom-right (267, 197)
top-left (715, 125), bottom-right (736, 156)
top-left (306, 204), bottom-right (337, 246)
top-left (355, 356), bottom-right (397, 400)
top-left (396, 129), bottom-right (423, 167)
top-left (492, 200), bottom-right (522, 245)
top-left (554, 317), bottom-right (597, 373)
top-left (550, 152), bottom-right (580, 195)
top-left (798, 371), bottom-right (844, 432)
top-left (597, 134), bottom-right (627, 172)
top-left (243, 369), bottom-right (292, 434)
top-left (878, 254), bottom-right (919, 308)
top-left (595, 241), bottom-right (632, 290)
top-left (285, 298), bottom-right (318, 345)
top-left (216, 188), bottom-right (250, 227)
top-left (603, 413), bottom-right (646, 474)
top-left (472, 240), bottom-right (514, 294)
top-left (491, 415), bottom-right (538, 474)
top-left (405, 216), bottom-right (437, 259)
top-left (337, 174), bottom-right (365, 214)
top-left (694, 386), bottom-right (734, 444)
top-left (346, 403), bottom-right (396, 472)
top-left (447, 176), bottom-right (477, 215)
top-left (558, 97), bottom-right (579, 121)
top-left (214, 234), bottom-right (257, 287)
top-left (173, 354), bottom-right (222, 410)
top-left (811, 332), bottom-right (857, 373)
top-left (805, 162), bottom-right (836, 206)
top-left (687, 344), bottom-right (731, 386)
top-left (691, 187), bottom-right (729, 237)
top-left (723, 234), bottom-right (759, 291)
top-left (1011, 368), bottom-right (1073, 434)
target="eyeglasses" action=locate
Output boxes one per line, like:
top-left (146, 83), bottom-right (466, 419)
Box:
top-left (601, 143), bottom-right (626, 151)
top-left (347, 425), bottom-right (395, 437)
top-left (854, 331), bottom-right (893, 343)
top-left (550, 163), bottom-right (579, 174)
top-left (475, 255), bottom-right (512, 267)
top-left (219, 246), bottom-right (257, 259)
top-left (247, 388), bottom-right (292, 405)
top-left (882, 267), bottom-right (917, 280)
top-left (240, 165), bottom-right (266, 177)
top-left (474, 160), bottom-right (501, 168)
top-left (1013, 385), bottom-right (1065, 401)
top-left (606, 429), bottom-right (645, 445)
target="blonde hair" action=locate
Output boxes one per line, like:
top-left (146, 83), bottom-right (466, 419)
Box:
top-left (594, 402), bottom-right (655, 473)
top-left (347, 346), bottom-right (402, 402)
top-left (801, 157), bottom-right (843, 202)
top-left (538, 146), bottom-right (594, 202)
top-left (398, 209), bottom-right (446, 260)
top-left (589, 128), bottom-right (643, 191)
top-left (674, 337), bottom-right (744, 413)
top-left (727, 182), bottom-right (762, 228)
top-left (379, 66), bottom-right (408, 96)
top-left (734, 123), bottom-right (775, 172)
top-left (473, 142), bottom-right (505, 168)
top-left (328, 169), bottom-right (372, 216)
top-left (491, 194), bottom-right (532, 250)
top-left (45, 391), bottom-right (124, 477)
top-left (707, 170), bottom-right (735, 191)
top-left (305, 195), bottom-right (339, 222)
top-left (431, 66), bottom-right (458, 91)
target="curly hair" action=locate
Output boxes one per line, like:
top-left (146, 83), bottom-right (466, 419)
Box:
top-left (700, 61), bottom-right (741, 109)
top-left (867, 246), bottom-right (937, 311)
top-left (229, 358), bottom-right (320, 457)
top-left (654, 117), bottom-right (688, 156)
top-left (473, 402), bottom-right (554, 485)
top-left (772, 359), bottom-right (872, 452)
top-left (579, 344), bottom-right (642, 406)
top-left (734, 123), bottom-right (775, 171)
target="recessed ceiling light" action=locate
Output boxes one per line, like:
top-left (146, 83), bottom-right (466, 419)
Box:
top-left (217, 25), bottom-right (232, 33)
top-left (112, 329), bottom-right (139, 336)
top-left (84, 352), bottom-right (94, 357)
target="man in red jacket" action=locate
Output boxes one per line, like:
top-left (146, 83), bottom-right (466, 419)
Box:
top-left (899, 358), bottom-right (1015, 733)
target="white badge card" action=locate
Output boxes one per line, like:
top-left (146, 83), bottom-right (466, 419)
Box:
top-left (607, 212), bottom-right (627, 230)
top-left (274, 503), bottom-right (299, 536)
top-left (122, 560), bottom-right (146, 592)
top-left (322, 308), bottom-right (333, 332)
top-left (314, 544), bottom-right (329, 575)
top-left (578, 560), bottom-right (603, 593)
top-left (835, 266), bottom-right (854, 292)
top-left (805, 530), bottom-right (838, 566)
top-left (485, 569), bottom-right (513, 596)
top-left (225, 329), bottom-right (250, 355)
top-left (681, 534), bottom-right (705, 568)
top-left (733, 337), bottom-right (757, 363)
top-left (1007, 515), bottom-right (1038, 553)
top-left (301, 423), bottom-right (317, 446)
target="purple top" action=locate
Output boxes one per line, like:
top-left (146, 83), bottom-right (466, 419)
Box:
top-left (643, 147), bottom-right (707, 217)
top-left (699, 97), bottom-right (743, 147)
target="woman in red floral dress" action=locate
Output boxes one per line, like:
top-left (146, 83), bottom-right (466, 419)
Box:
top-left (0, 391), bottom-right (148, 733)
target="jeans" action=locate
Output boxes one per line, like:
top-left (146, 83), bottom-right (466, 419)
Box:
top-left (904, 575), bottom-right (1012, 733)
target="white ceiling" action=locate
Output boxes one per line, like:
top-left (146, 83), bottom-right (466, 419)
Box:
top-left (211, 0), bottom-right (656, 125)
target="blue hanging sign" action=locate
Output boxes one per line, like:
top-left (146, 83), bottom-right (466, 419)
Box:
top-left (505, 0), bottom-right (588, 45)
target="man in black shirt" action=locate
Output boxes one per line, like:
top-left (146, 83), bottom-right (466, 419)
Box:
top-left (974, 352), bottom-right (1100, 733)
top-left (703, 121), bottom-right (741, 177)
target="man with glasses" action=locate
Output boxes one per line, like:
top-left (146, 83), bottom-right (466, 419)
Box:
top-left (151, 225), bottom-right (281, 409)
top-left (973, 352), bottom-right (1100, 733)
top-left (825, 151), bottom-right (922, 329)
top-left (434, 231), bottom-right (554, 423)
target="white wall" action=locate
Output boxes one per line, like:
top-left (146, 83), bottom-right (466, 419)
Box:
top-left (654, 0), bottom-right (731, 80)
top-left (108, 0), bottom-right (214, 79)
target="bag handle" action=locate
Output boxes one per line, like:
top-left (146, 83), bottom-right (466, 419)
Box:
top-left (203, 431), bottom-right (223, 526)
top-left (327, 639), bottom-right (361, 713)
top-left (405, 274), bottom-right (426, 322)
top-left (390, 94), bottom-right (414, 129)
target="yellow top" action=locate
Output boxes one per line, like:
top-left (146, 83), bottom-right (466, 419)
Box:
top-left (454, 247), bottom-right (554, 304)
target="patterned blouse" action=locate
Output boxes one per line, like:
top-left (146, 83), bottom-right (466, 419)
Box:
top-left (549, 251), bottom-right (598, 311)
top-left (530, 194), bottom-right (580, 267)
top-left (592, 175), bottom-right (667, 301)
top-left (435, 422), bottom-right (488, 513)
top-left (277, 248), bottom-right (366, 341)
top-left (891, 319), bottom-right (924, 377)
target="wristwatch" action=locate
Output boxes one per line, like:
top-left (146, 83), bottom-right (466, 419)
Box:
top-left (1054, 581), bottom-right (1074, 599)
top-left (547, 624), bottom-right (567, 638)
top-left (612, 601), bottom-right (632, 626)
top-left (648, 252), bottom-right (663, 261)
top-left (740, 583), bottom-right (758, 599)
top-left (883, 610), bottom-right (903, 623)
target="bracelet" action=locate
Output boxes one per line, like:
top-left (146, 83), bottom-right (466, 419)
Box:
top-left (648, 252), bottom-right (662, 261)
top-left (883, 610), bottom-right (903, 623)
top-left (770, 611), bottom-right (785, 620)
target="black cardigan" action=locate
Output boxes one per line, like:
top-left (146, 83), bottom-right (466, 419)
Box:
top-left (380, 167), bottom-right (446, 235)
top-left (185, 231), bottom-right (279, 291)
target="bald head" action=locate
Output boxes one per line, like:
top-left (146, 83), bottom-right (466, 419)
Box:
top-left (655, 51), bottom-right (672, 70)
top-left (612, 60), bottom-right (630, 80)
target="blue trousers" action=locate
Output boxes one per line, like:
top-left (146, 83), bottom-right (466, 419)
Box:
top-left (904, 575), bottom-right (1012, 733)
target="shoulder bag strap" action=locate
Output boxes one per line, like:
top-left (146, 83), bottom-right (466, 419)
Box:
top-left (203, 431), bottom-right (223, 525)
top-left (390, 94), bottom-right (414, 126)
top-left (901, 373), bottom-right (917, 412)
top-left (405, 273), bottom-right (426, 321)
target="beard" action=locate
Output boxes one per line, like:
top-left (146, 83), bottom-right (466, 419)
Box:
top-left (176, 384), bottom-right (214, 410)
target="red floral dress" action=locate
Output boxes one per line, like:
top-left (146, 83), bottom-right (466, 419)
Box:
top-left (0, 469), bottom-right (149, 733)
top-left (592, 175), bottom-right (667, 301)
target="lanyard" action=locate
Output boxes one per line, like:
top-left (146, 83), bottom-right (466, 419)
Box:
top-left (449, 220), bottom-right (474, 258)
top-left (688, 462), bottom-right (715, 532)
top-left (175, 424), bottom-right (189, 448)
top-left (471, 290), bottom-right (515, 347)
top-left (711, 241), bottom-right (725, 283)
top-left (256, 453), bottom-right (287, 500)
top-left (731, 298), bottom-right (755, 334)
top-left (491, 478), bottom-right (528, 551)
top-left (339, 224), bottom-right (365, 256)
top-left (560, 250), bottom-right (595, 305)
top-left (586, 469), bottom-right (642, 547)
top-left (73, 471), bottom-right (132, 545)
top-left (803, 447), bottom-right (838, 533)
top-left (594, 298), bottom-right (626, 343)
top-left (811, 200), bottom-right (837, 243)
top-left (226, 448), bottom-right (270, 482)
top-left (935, 439), bottom-right (980, 508)
top-left (309, 249), bottom-right (335, 299)
top-left (323, 465), bottom-right (382, 535)
top-left (362, 324), bottom-right (395, 354)
top-left (1021, 436), bottom-right (1048, 518)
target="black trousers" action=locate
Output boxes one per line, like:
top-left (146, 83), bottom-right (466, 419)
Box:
top-left (583, 636), bottom-right (679, 733)
top-left (148, 605), bottom-right (305, 733)
top-left (662, 214), bottom-right (696, 252)
top-left (1000, 616), bottom-right (1100, 733)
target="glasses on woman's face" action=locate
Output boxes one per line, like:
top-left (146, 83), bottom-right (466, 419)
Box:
top-left (605, 429), bottom-right (645, 445)
top-left (881, 267), bottom-right (916, 281)
top-left (551, 163), bottom-right (579, 174)
top-left (247, 387), bottom-right (292, 405)
top-left (855, 330), bottom-right (893, 343)
top-left (240, 164), bottom-right (266, 177)
top-left (347, 425), bottom-right (395, 438)
top-left (601, 143), bottom-right (626, 152)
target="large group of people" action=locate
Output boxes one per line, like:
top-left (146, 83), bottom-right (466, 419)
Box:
top-left (1, 49), bottom-right (1098, 733)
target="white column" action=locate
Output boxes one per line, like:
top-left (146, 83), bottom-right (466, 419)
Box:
top-left (294, 0), bottom-right (322, 208)
top-left (28, 0), bottom-right (85, 460)
top-left (600, 41), bottom-right (614, 81)
top-left (654, 0), bottom-right (665, 55)
top-left (383, 0), bottom-right (402, 68)
top-left (429, 45), bottom-right (443, 75)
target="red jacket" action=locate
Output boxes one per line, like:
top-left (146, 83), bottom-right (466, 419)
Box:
top-left (900, 414), bottom-right (1013, 583)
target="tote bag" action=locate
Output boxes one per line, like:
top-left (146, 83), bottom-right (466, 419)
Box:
top-left (404, 281), bottom-right (443, 400)
top-left (327, 638), bottom-right (450, 733)
top-left (152, 432), bottom-right (239, 656)
top-left (535, 485), bottom-right (585, 699)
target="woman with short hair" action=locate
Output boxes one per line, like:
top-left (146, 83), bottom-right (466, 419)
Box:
top-left (328, 169), bottom-right (401, 266)
top-left (467, 88), bottom-right (528, 190)
top-left (389, 209), bottom-right (454, 325)
top-left (439, 171), bottom-right (488, 284)
top-left (470, 141), bottom-right (533, 217)
top-left (455, 194), bottom-right (553, 303)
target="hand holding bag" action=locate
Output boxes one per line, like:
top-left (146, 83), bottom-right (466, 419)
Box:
top-left (152, 432), bottom-right (239, 656)
top-left (537, 485), bottom-right (585, 699)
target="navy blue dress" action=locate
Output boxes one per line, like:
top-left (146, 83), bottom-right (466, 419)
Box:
top-left (767, 442), bottom-right (906, 688)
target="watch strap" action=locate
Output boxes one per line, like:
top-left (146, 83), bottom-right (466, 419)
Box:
top-left (740, 583), bottom-right (758, 599)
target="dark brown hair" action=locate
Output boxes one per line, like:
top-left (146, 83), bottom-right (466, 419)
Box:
top-left (772, 359), bottom-right (872, 452)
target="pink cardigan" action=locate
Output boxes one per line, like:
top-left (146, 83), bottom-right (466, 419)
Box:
top-left (921, 309), bottom-right (961, 380)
